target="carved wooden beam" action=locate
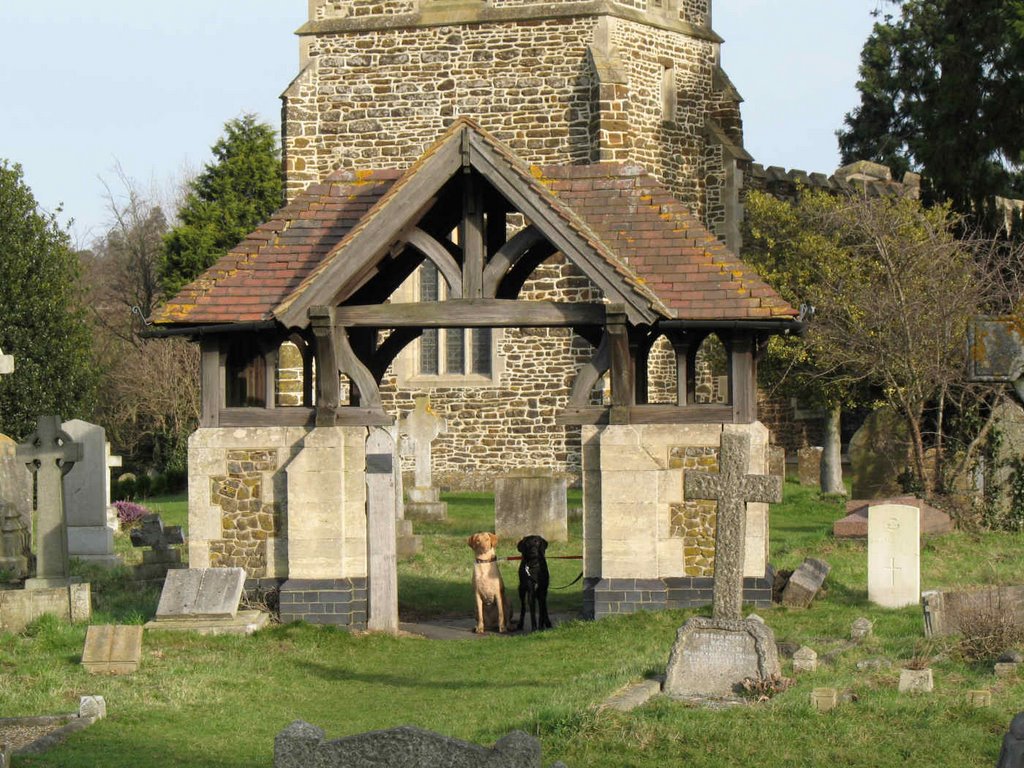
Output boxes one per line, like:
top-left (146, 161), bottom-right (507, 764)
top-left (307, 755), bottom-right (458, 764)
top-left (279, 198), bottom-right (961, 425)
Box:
top-left (481, 225), bottom-right (547, 298)
top-left (406, 228), bottom-right (463, 298)
top-left (568, 332), bottom-right (610, 408)
top-left (333, 299), bottom-right (606, 328)
top-left (310, 306), bottom-right (341, 426)
top-left (335, 324), bottom-right (382, 409)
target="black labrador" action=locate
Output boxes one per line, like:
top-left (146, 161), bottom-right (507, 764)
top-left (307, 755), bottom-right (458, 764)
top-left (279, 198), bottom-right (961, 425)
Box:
top-left (515, 535), bottom-right (552, 632)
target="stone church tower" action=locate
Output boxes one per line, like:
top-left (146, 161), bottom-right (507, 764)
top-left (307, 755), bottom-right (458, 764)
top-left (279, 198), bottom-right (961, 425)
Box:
top-left (284, 0), bottom-right (747, 250)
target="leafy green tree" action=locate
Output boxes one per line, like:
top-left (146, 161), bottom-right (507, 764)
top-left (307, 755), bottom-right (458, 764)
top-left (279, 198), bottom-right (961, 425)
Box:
top-left (0, 161), bottom-right (98, 439)
top-left (838, 0), bottom-right (1024, 215)
top-left (161, 114), bottom-right (283, 296)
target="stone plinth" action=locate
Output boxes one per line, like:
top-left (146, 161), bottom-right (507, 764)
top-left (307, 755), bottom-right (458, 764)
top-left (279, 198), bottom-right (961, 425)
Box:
top-left (0, 583), bottom-right (91, 633)
top-left (494, 469), bottom-right (567, 543)
top-left (663, 617), bottom-right (780, 698)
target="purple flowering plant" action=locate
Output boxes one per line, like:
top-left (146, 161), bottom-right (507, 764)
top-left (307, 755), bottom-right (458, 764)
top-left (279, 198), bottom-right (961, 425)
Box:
top-left (113, 500), bottom-right (150, 529)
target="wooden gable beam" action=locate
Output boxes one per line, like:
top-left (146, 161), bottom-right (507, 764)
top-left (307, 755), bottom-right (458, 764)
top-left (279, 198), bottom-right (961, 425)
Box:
top-left (481, 224), bottom-right (547, 298)
top-left (406, 228), bottom-right (462, 298)
top-left (333, 299), bottom-right (606, 328)
top-left (465, 132), bottom-right (659, 326)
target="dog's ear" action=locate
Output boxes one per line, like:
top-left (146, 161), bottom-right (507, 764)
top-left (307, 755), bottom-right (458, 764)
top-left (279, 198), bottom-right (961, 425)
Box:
top-left (517, 538), bottom-right (527, 554)
top-left (467, 534), bottom-right (476, 548)
top-left (539, 537), bottom-right (548, 553)
top-left (488, 532), bottom-right (498, 548)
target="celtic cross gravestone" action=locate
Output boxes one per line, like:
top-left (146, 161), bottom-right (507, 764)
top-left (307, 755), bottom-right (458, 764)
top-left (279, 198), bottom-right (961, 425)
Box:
top-left (17, 416), bottom-right (83, 588)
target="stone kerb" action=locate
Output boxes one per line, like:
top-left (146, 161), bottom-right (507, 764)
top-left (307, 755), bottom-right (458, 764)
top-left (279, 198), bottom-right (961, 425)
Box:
top-left (274, 722), bottom-right (544, 768)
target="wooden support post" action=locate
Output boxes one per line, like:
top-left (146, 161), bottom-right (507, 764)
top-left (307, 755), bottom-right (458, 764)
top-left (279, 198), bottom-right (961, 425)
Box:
top-left (671, 336), bottom-right (692, 407)
top-left (730, 331), bottom-right (757, 423)
top-left (200, 338), bottom-right (221, 428)
top-left (263, 344), bottom-right (278, 410)
top-left (462, 174), bottom-right (485, 299)
top-left (310, 306), bottom-right (340, 426)
top-left (607, 305), bottom-right (634, 418)
top-left (632, 333), bottom-right (651, 406)
top-left (366, 427), bottom-right (399, 634)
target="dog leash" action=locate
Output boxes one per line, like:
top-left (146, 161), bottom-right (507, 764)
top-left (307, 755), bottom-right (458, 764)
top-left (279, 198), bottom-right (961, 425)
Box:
top-left (494, 555), bottom-right (584, 590)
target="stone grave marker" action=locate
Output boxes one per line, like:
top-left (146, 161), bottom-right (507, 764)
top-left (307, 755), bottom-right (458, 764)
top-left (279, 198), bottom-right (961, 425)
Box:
top-left (792, 646), bottom-right (818, 674)
top-left (130, 514), bottom-right (185, 582)
top-left (834, 496), bottom-right (953, 539)
top-left (275, 722), bottom-right (545, 768)
top-left (851, 617), bottom-right (873, 641)
top-left (797, 446), bottom-right (823, 488)
top-left (663, 431), bottom-right (783, 699)
top-left (398, 395), bottom-right (448, 521)
top-left (494, 468), bottom-right (568, 543)
top-left (767, 445), bottom-right (785, 480)
top-left (922, 585), bottom-right (1024, 637)
top-left (849, 407), bottom-right (911, 499)
top-left (781, 557), bottom-right (830, 608)
top-left (17, 416), bottom-right (83, 588)
top-left (81, 625), bottom-right (143, 675)
top-left (0, 348), bottom-right (12, 377)
top-left (868, 503), bottom-right (920, 608)
top-left (967, 689), bottom-right (992, 707)
top-left (61, 420), bottom-right (119, 568)
top-left (145, 567), bottom-right (268, 635)
top-left (810, 687), bottom-right (837, 712)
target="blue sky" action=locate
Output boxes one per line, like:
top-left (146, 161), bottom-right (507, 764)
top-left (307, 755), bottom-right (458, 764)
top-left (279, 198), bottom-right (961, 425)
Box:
top-left (0, 1), bottom-right (881, 246)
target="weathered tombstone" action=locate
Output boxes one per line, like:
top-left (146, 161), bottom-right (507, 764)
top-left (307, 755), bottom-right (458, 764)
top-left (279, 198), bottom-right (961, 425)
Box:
top-left (494, 468), bottom-right (568, 543)
top-left (797, 446), bottom-right (823, 488)
top-left (967, 689), bottom-right (992, 707)
top-left (61, 420), bottom-right (119, 568)
top-left (81, 625), bottom-right (143, 675)
top-left (898, 667), bottom-right (933, 693)
top-left (985, 400), bottom-right (1024, 516)
top-left (995, 662), bottom-right (1020, 679)
top-left (792, 646), bottom-right (818, 674)
top-left (781, 557), bottom-right (830, 608)
top-left (145, 567), bottom-right (268, 635)
top-left (274, 722), bottom-right (544, 768)
top-left (398, 395), bottom-right (448, 521)
top-left (767, 445), bottom-right (786, 480)
top-left (849, 407), bottom-right (911, 499)
top-left (663, 432), bottom-right (783, 698)
top-left (997, 713), bottom-right (1024, 768)
top-left (17, 416), bottom-right (83, 588)
top-left (851, 617), bottom-right (873, 641)
top-left (868, 503), bottom-right (920, 608)
top-left (365, 427), bottom-right (398, 633)
top-left (130, 514), bottom-right (185, 582)
top-left (810, 687), bottom-right (837, 712)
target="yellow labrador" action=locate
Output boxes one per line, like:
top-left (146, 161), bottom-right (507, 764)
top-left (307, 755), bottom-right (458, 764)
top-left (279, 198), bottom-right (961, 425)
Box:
top-left (467, 532), bottom-right (512, 633)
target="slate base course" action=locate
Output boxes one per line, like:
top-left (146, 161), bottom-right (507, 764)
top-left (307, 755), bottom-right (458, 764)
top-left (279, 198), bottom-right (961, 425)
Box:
top-left (279, 578), bottom-right (367, 628)
top-left (584, 569), bottom-right (774, 619)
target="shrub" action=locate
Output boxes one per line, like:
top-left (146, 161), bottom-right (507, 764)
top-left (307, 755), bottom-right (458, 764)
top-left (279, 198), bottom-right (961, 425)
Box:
top-left (739, 674), bottom-right (793, 702)
top-left (113, 500), bottom-right (150, 529)
top-left (954, 605), bottom-right (1024, 662)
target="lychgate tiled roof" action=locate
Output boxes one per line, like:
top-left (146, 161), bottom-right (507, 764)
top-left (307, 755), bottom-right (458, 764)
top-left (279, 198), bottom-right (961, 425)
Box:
top-left (533, 163), bottom-right (796, 321)
top-left (151, 169), bottom-right (401, 325)
top-left (151, 121), bottom-right (795, 328)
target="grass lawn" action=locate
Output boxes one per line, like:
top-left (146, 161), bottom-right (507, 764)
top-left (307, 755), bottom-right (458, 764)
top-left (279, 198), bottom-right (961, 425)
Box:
top-left (4, 483), bottom-right (1023, 767)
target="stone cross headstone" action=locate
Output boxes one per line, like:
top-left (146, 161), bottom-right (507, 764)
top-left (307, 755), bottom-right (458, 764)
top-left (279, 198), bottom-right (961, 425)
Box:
top-left (868, 503), bottom-right (920, 608)
top-left (17, 416), bottom-right (83, 588)
top-left (130, 514), bottom-right (186, 581)
top-left (683, 431), bottom-right (783, 620)
top-left (664, 431), bottom-right (783, 700)
top-left (398, 394), bottom-right (448, 521)
top-left (61, 420), bottom-right (119, 567)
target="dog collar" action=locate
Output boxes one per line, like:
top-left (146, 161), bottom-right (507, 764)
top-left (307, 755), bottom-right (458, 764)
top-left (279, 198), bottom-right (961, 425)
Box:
top-left (475, 556), bottom-right (496, 564)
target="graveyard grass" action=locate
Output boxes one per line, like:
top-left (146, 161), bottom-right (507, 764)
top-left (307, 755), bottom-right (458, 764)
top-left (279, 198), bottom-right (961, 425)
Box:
top-left (3, 485), bottom-right (1023, 767)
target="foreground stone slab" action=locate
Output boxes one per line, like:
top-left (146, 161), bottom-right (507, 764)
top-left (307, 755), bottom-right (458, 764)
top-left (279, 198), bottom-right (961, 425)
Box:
top-left (155, 567), bottom-right (245, 619)
top-left (274, 722), bottom-right (547, 768)
top-left (0, 583), bottom-right (91, 633)
top-left (663, 616), bottom-right (780, 699)
top-left (81, 625), bottom-right (142, 675)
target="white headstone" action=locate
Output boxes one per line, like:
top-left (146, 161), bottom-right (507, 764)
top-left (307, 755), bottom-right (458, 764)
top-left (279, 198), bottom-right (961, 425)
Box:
top-left (868, 503), bottom-right (920, 608)
top-left (0, 349), bottom-right (13, 376)
top-left (61, 420), bottom-right (118, 566)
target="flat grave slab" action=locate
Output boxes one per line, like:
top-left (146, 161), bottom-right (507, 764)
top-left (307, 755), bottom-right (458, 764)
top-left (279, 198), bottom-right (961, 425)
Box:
top-left (663, 617), bottom-right (780, 699)
top-left (155, 567), bottom-right (245, 620)
top-left (81, 625), bottom-right (143, 675)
